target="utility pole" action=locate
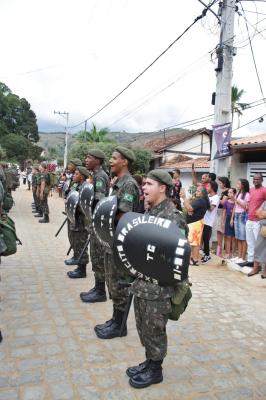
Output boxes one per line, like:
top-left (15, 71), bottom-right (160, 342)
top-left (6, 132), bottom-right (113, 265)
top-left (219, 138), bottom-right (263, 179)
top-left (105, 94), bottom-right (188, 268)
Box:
top-left (210, 0), bottom-right (236, 175)
top-left (54, 111), bottom-right (69, 170)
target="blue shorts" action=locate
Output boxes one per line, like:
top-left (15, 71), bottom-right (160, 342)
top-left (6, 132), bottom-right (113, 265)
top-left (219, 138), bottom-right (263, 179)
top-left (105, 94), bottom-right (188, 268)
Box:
top-left (234, 212), bottom-right (247, 240)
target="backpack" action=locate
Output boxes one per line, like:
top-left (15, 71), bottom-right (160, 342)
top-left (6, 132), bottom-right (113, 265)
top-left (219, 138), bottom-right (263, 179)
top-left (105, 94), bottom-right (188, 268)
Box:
top-left (168, 280), bottom-right (192, 321)
top-left (5, 168), bottom-right (20, 191)
top-left (48, 172), bottom-right (59, 187)
top-left (2, 192), bottom-right (14, 212)
top-left (0, 216), bottom-right (22, 256)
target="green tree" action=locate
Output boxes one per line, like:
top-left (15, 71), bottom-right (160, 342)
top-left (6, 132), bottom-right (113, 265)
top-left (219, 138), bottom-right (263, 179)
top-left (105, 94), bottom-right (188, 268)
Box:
top-left (231, 85), bottom-right (249, 127)
top-left (69, 141), bottom-right (152, 174)
top-left (0, 145), bottom-right (6, 160)
top-left (0, 81), bottom-right (39, 142)
top-left (77, 123), bottom-right (111, 143)
top-left (0, 133), bottom-right (42, 164)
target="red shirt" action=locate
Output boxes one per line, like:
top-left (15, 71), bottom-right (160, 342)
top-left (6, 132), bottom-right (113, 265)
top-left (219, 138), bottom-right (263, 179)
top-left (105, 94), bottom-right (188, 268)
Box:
top-left (248, 186), bottom-right (266, 221)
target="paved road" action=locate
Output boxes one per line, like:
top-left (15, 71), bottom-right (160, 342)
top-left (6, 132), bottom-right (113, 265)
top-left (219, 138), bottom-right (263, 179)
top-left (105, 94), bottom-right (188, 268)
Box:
top-left (0, 187), bottom-right (265, 400)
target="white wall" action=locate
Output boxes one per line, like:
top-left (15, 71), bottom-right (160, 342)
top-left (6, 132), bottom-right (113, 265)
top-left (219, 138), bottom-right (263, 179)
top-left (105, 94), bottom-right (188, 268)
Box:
top-left (164, 133), bottom-right (210, 162)
top-left (230, 153), bottom-right (248, 186)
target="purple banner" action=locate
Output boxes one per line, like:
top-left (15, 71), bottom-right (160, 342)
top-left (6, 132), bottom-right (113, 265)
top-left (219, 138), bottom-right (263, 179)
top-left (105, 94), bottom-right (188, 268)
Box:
top-left (213, 122), bottom-right (232, 159)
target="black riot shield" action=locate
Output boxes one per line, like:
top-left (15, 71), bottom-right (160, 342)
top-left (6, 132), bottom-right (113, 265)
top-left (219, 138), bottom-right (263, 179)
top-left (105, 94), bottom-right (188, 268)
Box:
top-left (66, 190), bottom-right (79, 225)
top-left (113, 212), bottom-right (191, 286)
top-left (92, 195), bottom-right (117, 249)
top-left (79, 182), bottom-right (94, 221)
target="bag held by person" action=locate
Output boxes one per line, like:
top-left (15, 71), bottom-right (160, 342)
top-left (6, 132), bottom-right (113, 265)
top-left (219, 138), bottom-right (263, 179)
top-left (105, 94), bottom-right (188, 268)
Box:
top-left (260, 225), bottom-right (266, 238)
top-left (0, 216), bottom-right (22, 256)
top-left (169, 280), bottom-right (192, 321)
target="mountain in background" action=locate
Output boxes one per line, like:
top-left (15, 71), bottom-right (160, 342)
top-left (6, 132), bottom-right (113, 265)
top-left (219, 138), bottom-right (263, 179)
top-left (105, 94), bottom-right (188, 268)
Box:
top-left (38, 127), bottom-right (189, 150)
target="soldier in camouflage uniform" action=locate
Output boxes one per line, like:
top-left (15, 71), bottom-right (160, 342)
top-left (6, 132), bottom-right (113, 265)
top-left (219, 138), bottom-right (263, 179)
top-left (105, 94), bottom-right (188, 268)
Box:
top-left (64, 159), bottom-right (83, 266)
top-left (38, 162), bottom-right (51, 223)
top-left (31, 165), bottom-right (39, 212)
top-left (34, 166), bottom-right (43, 218)
top-left (80, 149), bottom-right (110, 303)
top-left (126, 169), bottom-right (188, 389)
top-left (67, 166), bottom-right (91, 279)
top-left (94, 146), bottom-right (140, 339)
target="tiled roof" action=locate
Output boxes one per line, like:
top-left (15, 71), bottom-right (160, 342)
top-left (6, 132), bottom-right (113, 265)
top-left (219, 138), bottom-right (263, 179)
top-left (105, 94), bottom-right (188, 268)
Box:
top-left (230, 133), bottom-right (266, 147)
top-left (144, 128), bottom-right (210, 152)
top-left (160, 156), bottom-right (210, 170)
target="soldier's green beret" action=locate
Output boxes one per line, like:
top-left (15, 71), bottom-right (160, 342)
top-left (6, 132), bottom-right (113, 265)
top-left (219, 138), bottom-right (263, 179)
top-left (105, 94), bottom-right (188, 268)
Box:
top-left (69, 158), bottom-right (82, 166)
top-left (76, 166), bottom-right (91, 178)
top-left (147, 169), bottom-right (173, 188)
top-left (87, 149), bottom-right (105, 160)
top-left (115, 146), bottom-right (136, 162)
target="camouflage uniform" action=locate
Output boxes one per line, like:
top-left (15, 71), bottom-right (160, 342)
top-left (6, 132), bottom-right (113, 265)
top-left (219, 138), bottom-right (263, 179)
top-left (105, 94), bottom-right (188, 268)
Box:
top-left (70, 183), bottom-right (89, 265)
top-left (32, 172), bottom-right (38, 207)
top-left (131, 199), bottom-right (188, 361)
top-left (105, 173), bottom-right (139, 312)
top-left (35, 173), bottom-right (41, 212)
top-left (67, 177), bottom-right (79, 252)
top-left (90, 166), bottom-right (109, 282)
top-left (39, 171), bottom-right (50, 215)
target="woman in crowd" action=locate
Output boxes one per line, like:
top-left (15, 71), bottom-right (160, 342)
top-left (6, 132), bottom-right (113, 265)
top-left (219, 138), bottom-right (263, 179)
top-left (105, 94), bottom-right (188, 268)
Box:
top-left (231, 179), bottom-right (250, 263)
top-left (247, 200), bottom-right (266, 278)
top-left (181, 185), bottom-right (210, 266)
top-left (222, 188), bottom-right (236, 259)
top-left (216, 177), bottom-right (230, 257)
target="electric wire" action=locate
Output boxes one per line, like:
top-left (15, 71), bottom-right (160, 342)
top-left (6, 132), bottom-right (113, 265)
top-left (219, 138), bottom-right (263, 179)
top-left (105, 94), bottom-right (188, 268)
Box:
top-left (240, 4), bottom-right (266, 107)
top-left (69, 1), bottom-right (218, 129)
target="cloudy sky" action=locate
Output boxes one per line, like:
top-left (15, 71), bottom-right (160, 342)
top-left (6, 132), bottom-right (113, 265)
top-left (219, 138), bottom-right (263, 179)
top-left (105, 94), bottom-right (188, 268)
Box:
top-left (1, 0), bottom-right (266, 137)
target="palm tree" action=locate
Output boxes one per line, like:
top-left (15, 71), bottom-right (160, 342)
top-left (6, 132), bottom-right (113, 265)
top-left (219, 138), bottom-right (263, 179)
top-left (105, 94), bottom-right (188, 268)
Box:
top-left (231, 85), bottom-right (249, 128)
top-left (77, 123), bottom-right (110, 143)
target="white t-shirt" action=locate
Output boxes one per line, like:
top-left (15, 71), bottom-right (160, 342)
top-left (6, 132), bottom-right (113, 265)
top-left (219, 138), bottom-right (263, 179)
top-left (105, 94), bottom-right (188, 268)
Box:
top-left (204, 194), bottom-right (219, 227)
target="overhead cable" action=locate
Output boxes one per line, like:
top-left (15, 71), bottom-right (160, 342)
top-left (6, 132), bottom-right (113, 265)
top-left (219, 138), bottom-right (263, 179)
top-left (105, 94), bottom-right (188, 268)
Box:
top-left (69, 1), bottom-right (218, 129)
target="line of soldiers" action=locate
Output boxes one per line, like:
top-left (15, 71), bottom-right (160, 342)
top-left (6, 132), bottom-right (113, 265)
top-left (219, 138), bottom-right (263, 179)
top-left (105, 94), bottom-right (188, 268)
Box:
top-left (60, 146), bottom-right (190, 389)
top-left (31, 162), bottom-right (51, 223)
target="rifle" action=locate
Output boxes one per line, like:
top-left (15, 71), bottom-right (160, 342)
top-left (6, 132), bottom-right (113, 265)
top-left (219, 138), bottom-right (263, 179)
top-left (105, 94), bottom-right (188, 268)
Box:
top-left (66, 245), bottom-right (72, 256)
top-left (55, 215), bottom-right (68, 237)
top-left (75, 235), bottom-right (90, 265)
top-left (119, 282), bottom-right (133, 337)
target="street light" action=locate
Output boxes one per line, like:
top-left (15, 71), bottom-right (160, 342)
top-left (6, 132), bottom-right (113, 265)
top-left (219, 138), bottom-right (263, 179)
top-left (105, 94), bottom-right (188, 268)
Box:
top-left (54, 110), bottom-right (69, 169)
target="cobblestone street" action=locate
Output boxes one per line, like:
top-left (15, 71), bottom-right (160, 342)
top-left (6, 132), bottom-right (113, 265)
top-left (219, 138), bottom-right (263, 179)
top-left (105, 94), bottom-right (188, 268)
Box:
top-left (0, 187), bottom-right (265, 400)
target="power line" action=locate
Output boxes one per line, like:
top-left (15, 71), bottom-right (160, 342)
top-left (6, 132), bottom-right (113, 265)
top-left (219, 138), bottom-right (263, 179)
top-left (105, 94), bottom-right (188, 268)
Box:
top-left (240, 5), bottom-right (266, 107)
top-left (69, 1), bottom-right (218, 129)
top-left (232, 113), bottom-right (266, 131)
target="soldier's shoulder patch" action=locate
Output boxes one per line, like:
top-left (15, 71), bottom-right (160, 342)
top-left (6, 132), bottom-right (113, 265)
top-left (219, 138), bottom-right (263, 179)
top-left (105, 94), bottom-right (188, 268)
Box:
top-left (96, 180), bottom-right (103, 188)
top-left (123, 193), bottom-right (134, 202)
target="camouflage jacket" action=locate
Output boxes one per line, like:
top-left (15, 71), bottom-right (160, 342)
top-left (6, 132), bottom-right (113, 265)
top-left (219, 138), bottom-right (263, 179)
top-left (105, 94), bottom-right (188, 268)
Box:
top-left (111, 173), bottom-right (139, 214)
top-left (40, 172), bottom-right (50, 193)
top-left (92, 166), bottom-right (109, 208)
top-left (131, 198), bottom-right (188, 300)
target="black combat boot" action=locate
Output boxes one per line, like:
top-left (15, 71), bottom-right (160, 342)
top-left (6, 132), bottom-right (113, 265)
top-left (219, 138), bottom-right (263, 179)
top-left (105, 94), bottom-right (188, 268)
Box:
top-left (80, 280), bottom-right (107, 303)
top-left (67, 264), bottom-right (86, 279)
top-left (95, 309), bottom-right (127, 339)
top-left (39, 214), bottom-right (49, 223)
top-left (64, 257), bottom-right (79, 266)
top-left (129, 360), bottom-right (163, 388)
top-left (126, 359), bottom-right (150, 378)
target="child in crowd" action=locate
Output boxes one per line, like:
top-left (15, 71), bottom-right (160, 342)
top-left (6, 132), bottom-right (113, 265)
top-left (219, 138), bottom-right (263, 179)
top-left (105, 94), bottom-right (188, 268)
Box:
top-left (202, 181), bottom-right (219, 264)
top-left (222, 188), bottom-right (236, 259)
top-left (231, 179), bottom-right (250, 263)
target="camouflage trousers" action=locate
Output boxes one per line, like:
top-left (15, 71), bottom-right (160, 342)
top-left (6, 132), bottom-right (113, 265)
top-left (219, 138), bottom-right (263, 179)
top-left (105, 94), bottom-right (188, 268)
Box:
top-left (72, 229), bottom-right (89, 265)
top-left (40, 192), bottom-right (49, 215)
top-left (104, 251), bottom-right (130, 312)
top-left (90, 230), bottom-right (105, 282)
top-left (134, 296), bottom-right (172, 361)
